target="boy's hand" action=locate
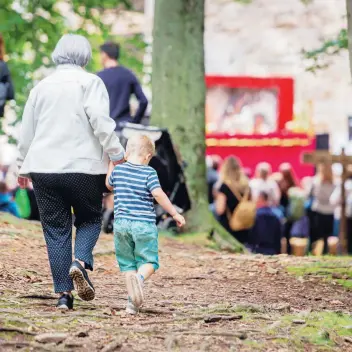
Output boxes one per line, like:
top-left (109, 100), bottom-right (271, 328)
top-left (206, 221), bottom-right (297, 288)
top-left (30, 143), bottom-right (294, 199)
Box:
top-left (173, 213), bottom-right (186, 228)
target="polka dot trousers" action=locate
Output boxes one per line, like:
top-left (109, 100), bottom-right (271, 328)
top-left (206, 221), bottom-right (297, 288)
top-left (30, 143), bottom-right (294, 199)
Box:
top-left (31, 173), bottom-right (106, 293)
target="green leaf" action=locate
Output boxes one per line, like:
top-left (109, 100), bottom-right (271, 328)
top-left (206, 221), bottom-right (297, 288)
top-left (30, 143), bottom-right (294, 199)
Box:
top-left (1, 0), bottom-right (148, 139)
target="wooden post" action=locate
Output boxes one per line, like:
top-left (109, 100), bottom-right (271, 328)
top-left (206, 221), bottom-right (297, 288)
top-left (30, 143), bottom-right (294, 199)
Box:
top-left (340, 148), bottom-right (348, 254)
top-left (302, 149), bottom-right (352, 254)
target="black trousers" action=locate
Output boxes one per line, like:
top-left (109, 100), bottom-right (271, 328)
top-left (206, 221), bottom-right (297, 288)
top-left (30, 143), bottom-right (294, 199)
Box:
top-left (31, 173), bottom-right (106, 293)
top-left (346, 218), bottom-right (352, 255)
top-left (311, 212), bottom-right (334, 254)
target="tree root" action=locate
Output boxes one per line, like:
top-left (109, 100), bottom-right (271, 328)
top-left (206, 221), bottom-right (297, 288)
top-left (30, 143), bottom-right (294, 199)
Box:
top-left (0, 327), bottom-right (36, 335)
top-left (208, 217), bottom-right (247, 253)
top-left (20, 294), bottom-right (56, 300)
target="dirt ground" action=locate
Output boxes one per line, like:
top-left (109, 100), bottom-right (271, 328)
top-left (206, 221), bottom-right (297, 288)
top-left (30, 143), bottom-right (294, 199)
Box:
top-left (0, 214), bottom-right (352, 352)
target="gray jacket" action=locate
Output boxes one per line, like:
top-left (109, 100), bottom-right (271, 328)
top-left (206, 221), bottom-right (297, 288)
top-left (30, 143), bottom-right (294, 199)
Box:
top-left (17, 65), bottom-right (125, 177)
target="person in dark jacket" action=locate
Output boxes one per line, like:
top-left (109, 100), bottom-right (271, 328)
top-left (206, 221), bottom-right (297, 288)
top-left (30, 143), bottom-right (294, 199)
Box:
top-left (248, 191), bottom-right (282, 255)
top-left (0, 34), bottom-right (15, 118)
top-left (97, 42), bottom-right (148, 130)
top-left (0, 182), bottom-right (19, 217)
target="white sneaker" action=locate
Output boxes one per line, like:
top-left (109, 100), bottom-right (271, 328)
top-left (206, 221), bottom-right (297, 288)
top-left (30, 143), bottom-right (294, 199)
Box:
top-left (126, 298), bottom-right (139, 315)
top-left (127, 274), bottom-right (144, 307)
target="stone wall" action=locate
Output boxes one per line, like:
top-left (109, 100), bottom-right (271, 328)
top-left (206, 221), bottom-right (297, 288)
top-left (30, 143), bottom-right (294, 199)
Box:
top-left (204, 0), bottom-right (352, 151)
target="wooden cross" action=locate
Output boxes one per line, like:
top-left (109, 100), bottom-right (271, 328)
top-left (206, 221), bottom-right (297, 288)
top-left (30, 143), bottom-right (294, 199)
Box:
top-left (302, 148), bottom-right (352, 254)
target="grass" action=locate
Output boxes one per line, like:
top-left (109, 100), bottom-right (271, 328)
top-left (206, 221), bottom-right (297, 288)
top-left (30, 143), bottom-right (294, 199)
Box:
top-left (269, 311), bottom-right (352, 347)
top-left (196, 303), bottom-right (352, 348)
top-left (160, 231), bottom-right (222, 251)
top-left (287, 258), bottom-right (352, 290)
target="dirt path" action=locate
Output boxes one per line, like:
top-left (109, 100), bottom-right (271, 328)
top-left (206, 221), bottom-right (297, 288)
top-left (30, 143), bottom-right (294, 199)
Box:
top-left (0, 215), bottom-right (352, 351)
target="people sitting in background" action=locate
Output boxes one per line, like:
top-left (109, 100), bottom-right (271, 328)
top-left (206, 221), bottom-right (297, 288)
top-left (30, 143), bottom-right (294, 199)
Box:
top-left (278, 163), bottom-right (297, 216)
top-left (212, 156), bottom-right (250, 244)
top-left (330, 175), bottom-right (352, 254)
top-left (278, 164), bottom-right (299, 255)
top-left (0, 181), bottom-right (19, 217)
top-left (310, 163), bottom-right (335, 254)
top-left (206, 155), bottom-right (220, 204)
top-left (250, 162), bottom-right (281, 206)
top-left (248, 191), bottom-right (282, 255)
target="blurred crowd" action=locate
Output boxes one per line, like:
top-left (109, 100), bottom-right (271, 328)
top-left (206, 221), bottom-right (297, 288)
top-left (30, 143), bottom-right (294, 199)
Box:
top-left (207, 155), bottom-right (351, 256)
top-left (0, 164), bottom-right (39, 220)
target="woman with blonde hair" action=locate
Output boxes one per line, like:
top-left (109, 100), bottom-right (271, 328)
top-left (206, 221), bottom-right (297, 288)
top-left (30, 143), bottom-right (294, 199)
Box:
top-left (311, 163), bottom-right (335, 253)
top-left (213, 156), bottom-right (250, 243)
top-left (0, 34), bottom-right (15, 118)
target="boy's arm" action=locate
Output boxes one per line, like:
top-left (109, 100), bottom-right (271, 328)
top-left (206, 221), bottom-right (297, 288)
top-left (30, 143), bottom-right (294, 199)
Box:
top-left (105, 162), bottom-right (115, 191)
top-left (152, 188), bottom-right (177, 216)
top-left (152, 188), bottom-right (186, 227)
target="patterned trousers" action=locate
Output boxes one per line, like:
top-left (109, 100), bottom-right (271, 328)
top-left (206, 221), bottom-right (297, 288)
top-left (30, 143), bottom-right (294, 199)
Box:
top-left (31, 173), bottom-right (106, 293)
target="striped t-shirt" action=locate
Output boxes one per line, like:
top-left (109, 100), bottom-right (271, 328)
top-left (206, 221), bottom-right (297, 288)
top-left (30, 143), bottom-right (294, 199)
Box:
top-left (108, 162), bottom-right (161, 223)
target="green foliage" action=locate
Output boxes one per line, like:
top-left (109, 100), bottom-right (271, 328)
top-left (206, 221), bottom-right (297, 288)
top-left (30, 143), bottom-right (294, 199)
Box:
top-left (287, 258), bottom-right (352, 290)
top-left (233, 0), bottom-right (253, 4)
top-left (0, 0), bottom-right (145, 139)
top-left (303, 28), bottom-right (348, 73)
top-left (269, 311), bottom-right (352, 347)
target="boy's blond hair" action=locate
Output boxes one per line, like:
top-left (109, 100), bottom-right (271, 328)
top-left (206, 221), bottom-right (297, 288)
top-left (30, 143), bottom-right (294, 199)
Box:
top-left (126, 134), bottom-right (155, 158)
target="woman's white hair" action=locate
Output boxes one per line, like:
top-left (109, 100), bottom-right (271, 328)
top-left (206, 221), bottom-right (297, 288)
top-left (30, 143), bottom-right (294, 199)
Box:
top-left (52, 34), bottom-right (92, 67)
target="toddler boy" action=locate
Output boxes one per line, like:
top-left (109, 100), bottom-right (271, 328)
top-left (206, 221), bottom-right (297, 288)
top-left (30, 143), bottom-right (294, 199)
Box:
top-left (106, 134), bottom-right (185, 314)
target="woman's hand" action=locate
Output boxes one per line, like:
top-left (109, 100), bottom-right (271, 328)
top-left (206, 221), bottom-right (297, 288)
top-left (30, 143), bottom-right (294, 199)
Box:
top-left (18, 177), bottom-right (29, 189)
top-left (112, 158), bottom-right (125, 166)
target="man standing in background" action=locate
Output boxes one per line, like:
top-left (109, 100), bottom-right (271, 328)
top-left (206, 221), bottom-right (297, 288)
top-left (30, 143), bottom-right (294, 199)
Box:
top-left (98, 42), bottom-right (148, 130)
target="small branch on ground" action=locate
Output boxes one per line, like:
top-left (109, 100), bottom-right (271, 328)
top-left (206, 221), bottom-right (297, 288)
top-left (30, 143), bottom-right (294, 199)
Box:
top-left (0, 327), bottom-right (36, 336)
top-left (20, 294), bottom-right (56, 300)
top-left (101, 337), bottom-right (126, 352)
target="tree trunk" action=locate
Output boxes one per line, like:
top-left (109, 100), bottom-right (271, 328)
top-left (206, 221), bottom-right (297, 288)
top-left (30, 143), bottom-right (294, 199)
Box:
top-left (151, 0), bottom-right (245, 252)
top-left (346, 0), bottom-right (352, 78)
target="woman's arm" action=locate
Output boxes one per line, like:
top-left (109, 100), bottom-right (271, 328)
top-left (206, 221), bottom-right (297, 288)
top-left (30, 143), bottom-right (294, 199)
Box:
top-left (215, 192), bottom-right (227, 215)
top-left (17, 91), bottom-right (35, 172)
top-left (330, 184), bottom-right (341, 207)
top-left (84, 76), bottom-right (125, 163)
top-left (272, 181), bottom-right (281, 206)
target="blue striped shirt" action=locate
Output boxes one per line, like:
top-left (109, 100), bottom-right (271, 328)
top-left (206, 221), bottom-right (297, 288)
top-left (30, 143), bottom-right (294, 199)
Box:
top-left (108, 162), bottom-right (161, 223)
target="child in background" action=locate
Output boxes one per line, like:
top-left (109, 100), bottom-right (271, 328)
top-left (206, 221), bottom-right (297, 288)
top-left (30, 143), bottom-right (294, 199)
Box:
top-left (248, 191), bottom-right (282, 255)
top-left (106, 134), bottom-right (185, 315)
top-left (0, 181), bottom-right (19, 217)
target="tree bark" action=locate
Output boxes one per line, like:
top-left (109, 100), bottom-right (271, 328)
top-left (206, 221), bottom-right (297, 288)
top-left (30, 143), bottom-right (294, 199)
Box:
top-left (152, 0), bottom-right (207, 231)
top-left (346, 0), bottom-right (352, 78)
top-left (151, 0), bottom-right (245, 252)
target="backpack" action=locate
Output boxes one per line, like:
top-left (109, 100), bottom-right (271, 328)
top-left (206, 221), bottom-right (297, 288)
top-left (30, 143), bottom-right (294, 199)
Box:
top-left (228, 187), bottom-right (256, 231)
top-left (0, 82), bottom-right (8, 107)
top-left (287, 187), bottom-right (306, 221)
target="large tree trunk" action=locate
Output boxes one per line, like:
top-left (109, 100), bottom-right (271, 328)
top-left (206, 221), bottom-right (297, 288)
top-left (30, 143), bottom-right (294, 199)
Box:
top-left (151, 0), bottom-right (245, 252)
top-left (347, 0), bottom-right (352, 78)
top-left (152, 0), bottom-right (207, 231)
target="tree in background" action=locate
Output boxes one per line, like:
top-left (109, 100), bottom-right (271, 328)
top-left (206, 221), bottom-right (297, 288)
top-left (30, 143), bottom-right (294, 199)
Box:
top-left (303, 1), bottom-right (352, 74)
top-left (0, 0), bottom-right (145, 139)
top-left (152, 0), bottom-right (244, 251)
top-left (347, 0), bottom-right (352, 77)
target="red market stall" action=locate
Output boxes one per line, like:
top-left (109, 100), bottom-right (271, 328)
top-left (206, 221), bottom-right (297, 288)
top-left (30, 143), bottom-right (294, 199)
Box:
top-left (205, 76), bottom-right (315, 178)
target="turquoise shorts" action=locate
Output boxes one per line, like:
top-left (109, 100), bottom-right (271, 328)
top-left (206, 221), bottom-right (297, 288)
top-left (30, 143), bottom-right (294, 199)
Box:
top-left (114, 218), bottom-right (159, 272)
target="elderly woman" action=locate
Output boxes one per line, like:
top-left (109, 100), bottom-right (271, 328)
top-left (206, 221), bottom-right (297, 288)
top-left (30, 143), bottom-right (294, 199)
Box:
top-left (17, 34), bottom-right (125, 310)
